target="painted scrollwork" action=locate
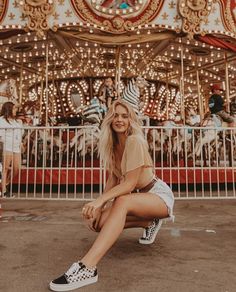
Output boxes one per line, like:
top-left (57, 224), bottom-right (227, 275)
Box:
top-left (18, 0), bottom-right (55, 37)
top-left (71, 0), bottom-right (164, 33)
top-left (0, 0), bottom-right (8, 24)
top-left (178, 0), bottom-right (213, 37)
top-left (223, 0), bottom-right (236, 35)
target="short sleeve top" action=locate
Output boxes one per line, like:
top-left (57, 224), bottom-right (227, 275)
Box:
top-left (209, 94), bottom-right (224, 113)
top-left (0, 117), bottom-right (23, 153)
top-left (115, 135), bottom-right (154, 188)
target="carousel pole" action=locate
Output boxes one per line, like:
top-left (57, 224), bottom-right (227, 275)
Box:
top-left (166, 72), bottom-right (169, 120)
top-left (45, 34), bottom-right (49, 126)
top-left (195, 55), bottom-right (203, 122)
top-left (224, 52), bottom-right (230, 112)
top-left (196, 69), bottom-right (203, 121)
top-left (19, 50), bottom-right (24, 104)
top-left (180, 41), bottom-right (185, 124)
top-left (39, 72), bottom-right (44, 122)
top-left (115, 46), bottom-right (121, 99)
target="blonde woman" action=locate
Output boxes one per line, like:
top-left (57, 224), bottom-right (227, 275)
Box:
top-left (50, 100), bottom-right (174, 291)
top-left (0, 102), bottom-right (23, 197)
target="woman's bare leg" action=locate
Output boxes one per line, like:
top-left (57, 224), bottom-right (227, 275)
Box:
top-left (1, 152), bottom-right (12, 193)
top-left (12, 153), bottom-right (21, 178)
top-left (81, 193), bottom-right (168, 267)
top-left (95, 205), bottom-right (152, 231)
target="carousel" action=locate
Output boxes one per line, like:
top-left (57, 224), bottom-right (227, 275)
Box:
top-left (0, 0), bottom-right (235, 199)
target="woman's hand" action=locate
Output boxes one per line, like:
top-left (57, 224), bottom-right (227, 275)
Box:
top-left (86, 209), bottom-right (102, 232)
top-left (82, 197), bottom-right (105, 220)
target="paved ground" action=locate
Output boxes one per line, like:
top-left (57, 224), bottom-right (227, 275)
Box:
top-left (0, 199), bottom-right (236, 292)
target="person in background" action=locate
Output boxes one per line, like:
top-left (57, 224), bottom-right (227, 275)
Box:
top-left (208, 84), bottom-right (235, 126)
top-left (50, 100), bottom-right (174, 292)
top-left (99, 77), bottom-right (117, 109)
top-left (0, 102), bottom-right (23, 197)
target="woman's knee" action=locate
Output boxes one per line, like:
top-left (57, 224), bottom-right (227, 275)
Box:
top-left (113, 195), bottom-right (130, 209)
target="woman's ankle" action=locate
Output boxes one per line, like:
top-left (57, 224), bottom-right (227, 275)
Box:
top-left (80, 258), bottom-right (97, 269)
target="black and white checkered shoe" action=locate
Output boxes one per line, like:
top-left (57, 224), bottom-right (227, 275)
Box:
top-left (139, 219), bottom-right (163, 245)
top-left (49, 261), bottom-right (98, 291)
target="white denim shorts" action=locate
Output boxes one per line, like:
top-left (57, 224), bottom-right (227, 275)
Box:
top-left (149, 178), bottom-right (175, 221)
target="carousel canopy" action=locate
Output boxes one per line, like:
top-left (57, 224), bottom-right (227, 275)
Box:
top-left (0, 0), bottom-right (235, 121)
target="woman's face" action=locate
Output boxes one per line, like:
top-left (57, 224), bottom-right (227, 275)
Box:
top-left (111, 104), bottom-right (129, 134)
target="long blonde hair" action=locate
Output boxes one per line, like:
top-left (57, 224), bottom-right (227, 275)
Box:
top-left (98, 100), bottom-right (151, 172)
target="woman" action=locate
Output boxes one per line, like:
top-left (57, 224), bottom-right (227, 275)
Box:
top-left (50, 100), bottom-right (174, 291)
top-left (0, 102), bottom-right (23, 197)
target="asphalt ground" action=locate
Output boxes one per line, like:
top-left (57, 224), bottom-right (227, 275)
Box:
top-left (0, 199), bottom-right (236, 292)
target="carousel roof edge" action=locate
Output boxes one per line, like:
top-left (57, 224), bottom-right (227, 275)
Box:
top-left (0, 0), bottom-right (235, 39)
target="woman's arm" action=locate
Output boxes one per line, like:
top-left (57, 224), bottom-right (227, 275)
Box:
top-left (82, 167), bottom-right (142, 219)
top-left (101, 167), bottom-right (141, 203)
top-left (82, 172), bottom-right (117, 225)
top-left (103, 172), bottom-right (118, 193)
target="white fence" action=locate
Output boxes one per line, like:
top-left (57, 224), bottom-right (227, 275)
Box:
top-left (0, 125), bottom-right (235, 200)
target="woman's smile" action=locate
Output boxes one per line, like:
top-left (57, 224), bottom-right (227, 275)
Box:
top-left (112, 105), bottom-right (129, 133)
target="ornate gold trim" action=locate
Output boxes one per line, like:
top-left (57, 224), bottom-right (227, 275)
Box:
top-left (223, 0), bottom-right (236, 35)
top-left (178, 0), bottom-right (213, 38)
top-left (18, 0), bottom-right (56, 37)
top-left (71, 0), bottom-right (164, 33)
top-left (0, 0), bottom-right (8, 24)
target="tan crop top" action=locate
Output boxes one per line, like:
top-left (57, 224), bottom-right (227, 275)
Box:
top-left (114, 135), bottom-right (154, 188)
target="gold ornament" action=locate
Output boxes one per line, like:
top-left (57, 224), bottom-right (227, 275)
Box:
top-left (0, 0), bottom-right (8, 24)
top-left (224, 0), bottom-right (236, 35)
top-left (71, 0), bottom-right (164, 33)
top-left (112, 16), bottom-right (124, 30)
top-left (18, 0), bottom-right (56, 37)
top-left (178, 0), bottom-right (213, 38)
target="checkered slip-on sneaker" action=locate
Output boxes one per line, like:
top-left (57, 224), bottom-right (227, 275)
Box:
top-left (139, 219), bottom-right (163, 245)
top-left (49, 261), bottom-right (98, 291)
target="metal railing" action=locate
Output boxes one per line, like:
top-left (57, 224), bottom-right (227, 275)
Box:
top-left (0, 125), bottom-right (235, 200)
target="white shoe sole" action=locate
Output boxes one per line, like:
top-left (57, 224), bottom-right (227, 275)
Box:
top-left (139, 220), bottom-right (162, 245)
top-left (49, 275), bottom-right (98, 291)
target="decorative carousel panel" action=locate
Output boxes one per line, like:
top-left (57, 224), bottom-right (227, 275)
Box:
top-left (0, 0), bottom-right (8, 24)
top-left (67, 81), bottom-right (86, 113)
top-left (70, 0), bottom-right (164, 33)
top-left (221, 0), bottom-right (236, 34)
top-left (178, 0), bottom-right (214, 37)
top-left (18, 0), bottom-right (56, 36)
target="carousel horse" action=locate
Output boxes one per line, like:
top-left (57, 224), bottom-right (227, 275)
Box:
top-left (69, 98), bottom-right (105, 161)
top-left (122, 76), bottom-right (149, 112)
top-left (20, 101), bottom-right (65, 166)
top-left (185, 108), bottom-right (201, 127)
top-left (69, 126), bottom-right (100, 161)
top-left (76, 77), bottom-right (149, 126)
top-left (0, 79), bottom-right (19, 106)
top-left (122, 76), bottom-right (150, 125)
top-left (71, 77), bottom-right (150, 160)
top-left (147, 120), bottom-right (185, 166)
top-left (77, 97), bottom-right (107, 125)
top-left (19, 100), bottom-right (41, 125)
top-left (193, 111), bottom-right (236, 165)
top-left (147, 113), bottom-right (198, 167)
top-left (22, 124), bottom-right (66, 167)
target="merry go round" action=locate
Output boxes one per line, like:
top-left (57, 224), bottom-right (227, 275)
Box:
top-left (0, 0), bottom-right (236, 199)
